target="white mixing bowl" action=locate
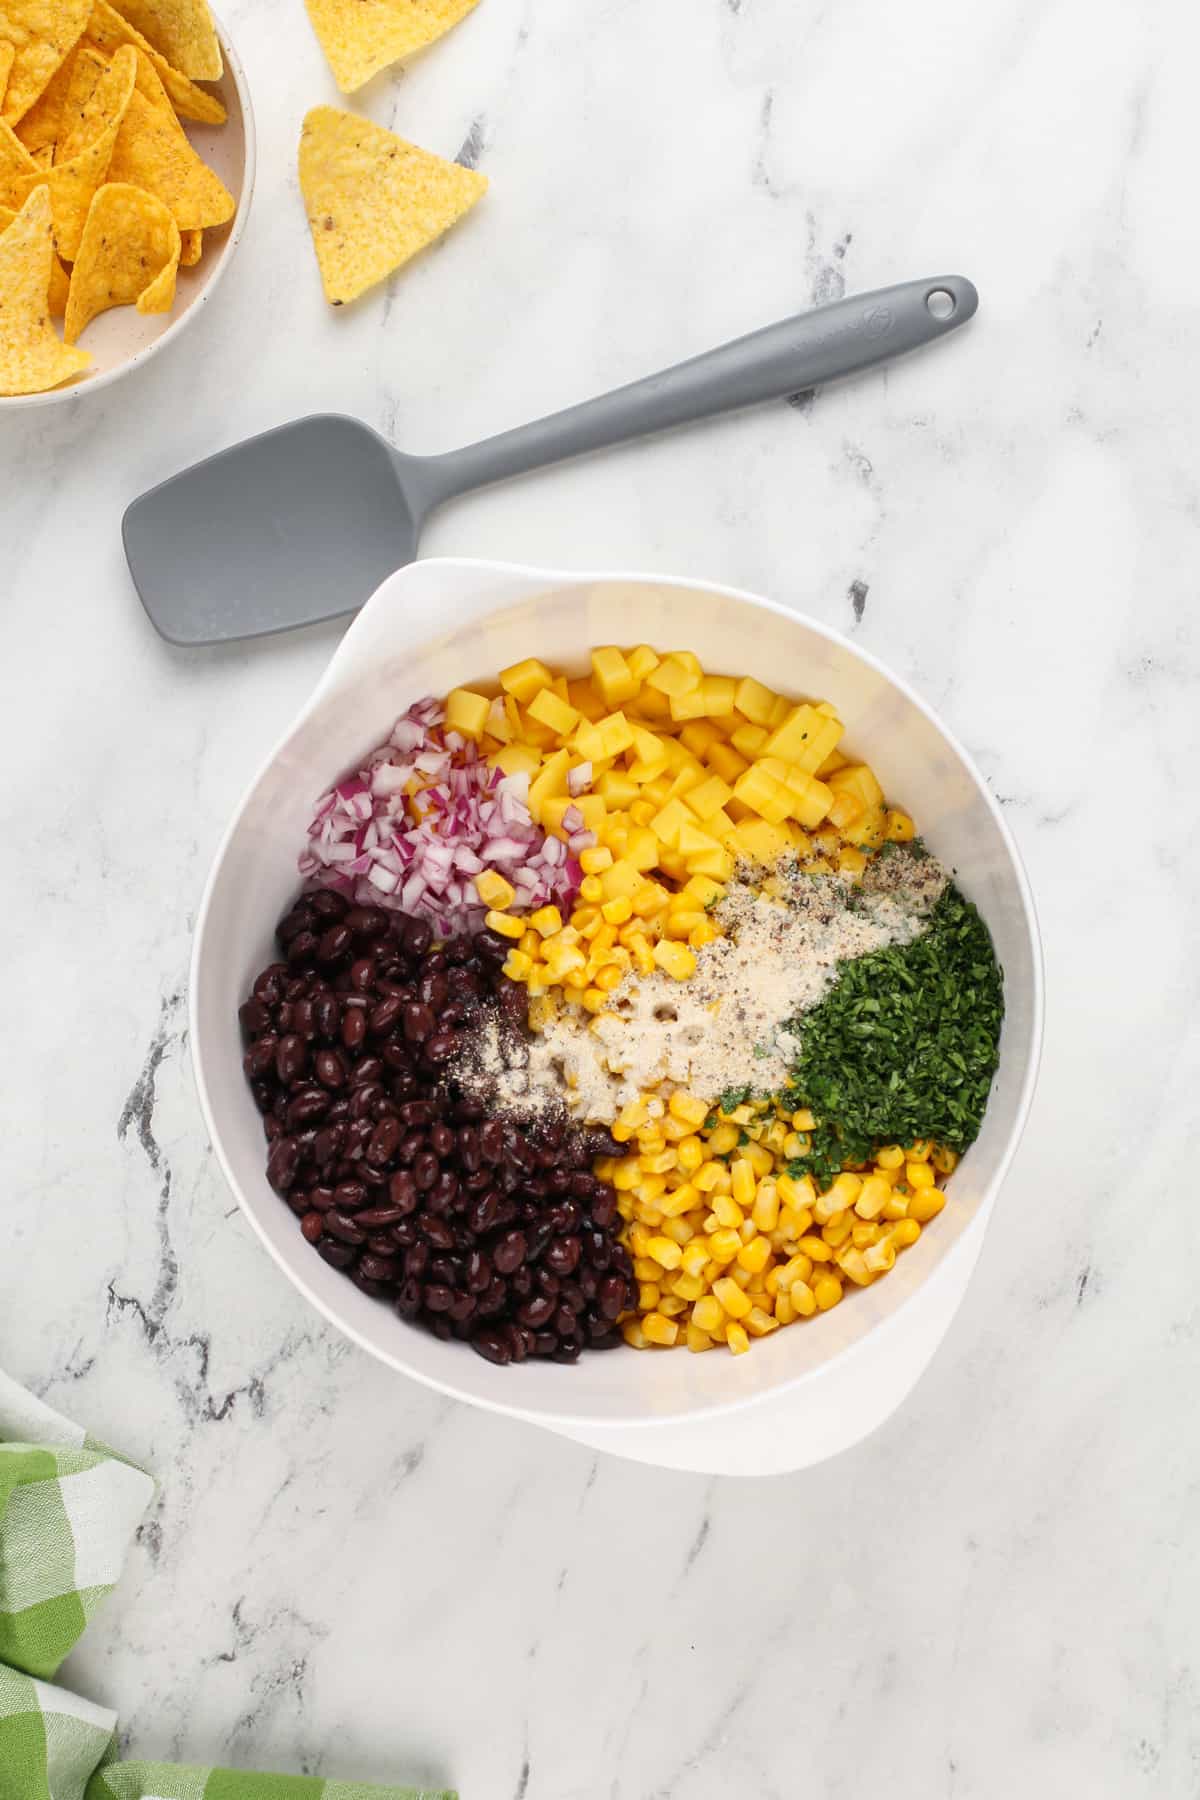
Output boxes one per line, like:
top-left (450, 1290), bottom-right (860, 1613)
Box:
top-left (191, 559), bottom-right (1043, 1471)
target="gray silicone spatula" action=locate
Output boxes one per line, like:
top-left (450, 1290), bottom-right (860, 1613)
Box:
top-left (123, 274), bottom-right (977, 645)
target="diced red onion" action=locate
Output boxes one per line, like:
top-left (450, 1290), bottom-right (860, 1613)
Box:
top-left (301, 697), bottom-right (583, 936)
top-left (567, 762), bottom-right (592, 797)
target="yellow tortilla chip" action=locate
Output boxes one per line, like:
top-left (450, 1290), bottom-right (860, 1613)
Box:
top-left (177, 220), bottom-right (197, 260)
top-left (86, 0), bottom-right (224, 124)
top-left (106, 0), bottom-right (218, 80)
top-left (64, 177), bottom-right (178, 338)
top-left (0, 0), bottom-right (91, 125)
top-left (0, 185), bottom-right (89, 390)
top-left (304, 0), bottom-right (479, 93)
top-left (29, 136), bottom-right (48, 162)
top-left (53, 36), bottom-right (107, 155)
top-left (299, 105), bottom-right (486, 306)
top-left (0, 112), bottom-right (34, 185)
top-left (11, 37), bottom-right (78, 151)
top-left (105, 46), bottom-right (231, 228)
top-left (2, 190), bottom-right (64, 308)
top-left (0, 40), bottom-right (14, 109)
top-left (4, 41), bottom-right (134, 256)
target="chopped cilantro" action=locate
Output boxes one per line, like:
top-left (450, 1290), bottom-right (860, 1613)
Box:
top-left (718, 1085), bottom-right (750, 1113)
top-left (783, 882), bottom-right (1003, 1161)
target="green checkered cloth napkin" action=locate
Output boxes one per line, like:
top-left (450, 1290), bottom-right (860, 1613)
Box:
top-left (0, 1370), bottom-right (452, 1800)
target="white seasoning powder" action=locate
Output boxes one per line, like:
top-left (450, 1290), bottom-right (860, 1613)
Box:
top-left (520, 849), bottom-right (949, 1124)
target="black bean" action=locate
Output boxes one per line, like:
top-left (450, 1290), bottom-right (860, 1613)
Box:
top-left (493, 1230), bottom-right (527, 1275)
top-left (318, 1237), bottom-right (356, 1269)
top-left (471, 1326), bottom-right (511, 1365)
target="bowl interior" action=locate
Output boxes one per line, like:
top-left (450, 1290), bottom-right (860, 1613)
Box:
top-left (194, 565), bottom-right (1040, 1428)
top-left (0, 15), bottom-right (252, 409)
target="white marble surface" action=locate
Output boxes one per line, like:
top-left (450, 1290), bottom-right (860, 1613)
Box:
top-left (2, 0), bottom-right (1198, 1792)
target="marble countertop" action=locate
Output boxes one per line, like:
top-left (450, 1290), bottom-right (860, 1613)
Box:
top-left (3, 0), bottom-right (1197, 1792)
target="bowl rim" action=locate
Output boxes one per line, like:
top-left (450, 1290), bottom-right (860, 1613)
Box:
top-left (191, 557), bottom-right (1045, 1429)
top-left (0, 9), bottom-right (256, 414)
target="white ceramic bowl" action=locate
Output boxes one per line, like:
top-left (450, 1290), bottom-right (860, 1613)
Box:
top-left (192, 560), bottom-right (1043, 1454)
top-left (0, 12), bottom-right (254, 411)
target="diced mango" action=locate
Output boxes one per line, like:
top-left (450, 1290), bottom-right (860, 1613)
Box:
top-left (734, 676), bottom-right (779, 726)
top-left (653, 939), bottom-right (697, 980)
top-left (591, 646), bottom-right (640, 708)
top-left (627, 644), bottom-right (661, 681)
top-left (491, 742), bottom-right (542, 779)
top-left (624, 825), bottom-right (660, 871)
top-left (526, 687), bottom-right (580, 738)
top-left (649, 796), bottom-right (695, 850)
top-left (686, 846), bottom-right (735, 881)
top-left (764, 702), bottom-right (843, 771)
top-left (445, 687), bottom-right (491, 739)
top-left (668, 686), bottom-right (711, 722)
top-left (485, 696), bottom-right (512, 743)
top-left (629, 722), bottom-right (667, 765)
top-left (687, 773), bottom-right (733, 819)
top-left (666, 763), bottom-right (704, 801)
top-left (598, 859), bottom-right (642, 901)
top-left (572, 720), bottom-right (608, 763)
top-left (572, 794), bottom-right (607, 831)
top-left (679, 720), bottom-right (725, 758)
top-left (645, 654), bottom-right (701, 698)
top-left (732, 765), bottom-right (791, 825)
top-left (828, 789), bottom-right (864, 831)
top-left (781, 767), bottom-right (834, 830)
top-left (629, 757), bottom-right (670, 783)
top-left (633, 684), bottom-right (673, 721)
top-left (731, 817), bottom-right (791, 865)
top-left (527, 748), bottom-right (571, 821)
top-left (567, 678), bottom-right (605, 721)
top-left (730, 722), bottom-right (769, 758)
top-left (678, 821), bottom-right (720, 858)
top-left (683, 874), bottom-right (725, 909)
top-left (597, 711), bottom-right (635, 757)
top-left (499, 658), bottom-right (554, 704)
top-left (700, 675), bottom-right (736, 715)
top-left (596, 770), bottom-right (639, 809)
top-left (706, 742), bottom-right (749, 784)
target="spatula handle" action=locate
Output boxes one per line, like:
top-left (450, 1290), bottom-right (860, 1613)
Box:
top-left (421, 276), bottom-right (977, 504)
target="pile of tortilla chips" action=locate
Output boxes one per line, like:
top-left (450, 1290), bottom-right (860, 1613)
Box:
top-left (304, 0), bottom-right (480, 95)
top-left (0, 0), bottom-right (231, 395)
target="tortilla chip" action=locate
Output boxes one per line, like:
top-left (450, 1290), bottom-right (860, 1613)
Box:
top-left (11, 36), bottom-right (77, 150)
top-left (177, 219), bottom-right (197, 260)
top-left (53, 36), bottom-right (107, 155)
top-left (107, 0), bottom-right (218, 80)
top-left (29, 136), bottom-right (48, 162)
top-left (0, 185), bottom-right (89, 390)
top-left (0, 40), bottom-right (14, 109)
top-left (298, 105), bottom-right (486, 305)
top-left (63, 176), bottom-right (178, 338)
top-left (304, 0), bottom-right (479, 93)
top-left (0, 0), bottom-right (91, 125)
top-left (0, 111), bottom-right (34, 185)
top-left (0, 183), bottom-right (64, 305)
top-left (86, 0), bottom-right (224, 124)
top-left (4, 41), bottom-right (134, 256)
top-left (105, 47), bottom-right (230, 227)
